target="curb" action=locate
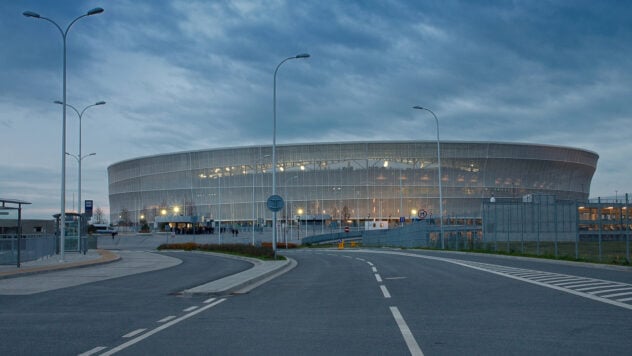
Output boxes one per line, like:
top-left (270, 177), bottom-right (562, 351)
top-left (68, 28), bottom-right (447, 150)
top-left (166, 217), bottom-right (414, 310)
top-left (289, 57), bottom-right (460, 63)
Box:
top-left (181, 254), bottom-right (296, 296)
top-left (0, 249), bottom-right (121, 280)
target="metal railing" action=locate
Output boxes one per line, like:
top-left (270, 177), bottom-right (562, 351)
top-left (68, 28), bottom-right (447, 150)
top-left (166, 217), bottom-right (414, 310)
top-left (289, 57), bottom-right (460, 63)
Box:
top-left (0, 235), bottom-right (57, 265)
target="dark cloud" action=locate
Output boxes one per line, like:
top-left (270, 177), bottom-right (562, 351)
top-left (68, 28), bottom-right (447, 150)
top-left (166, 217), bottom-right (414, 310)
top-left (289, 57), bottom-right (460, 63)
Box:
top-left (2, 0), bottom-right (631, 218)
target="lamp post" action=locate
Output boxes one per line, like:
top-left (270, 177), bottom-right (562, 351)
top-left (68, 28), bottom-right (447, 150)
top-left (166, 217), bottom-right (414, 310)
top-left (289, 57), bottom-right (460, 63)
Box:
top-left (161, 209), bottom-right (168, 243)
top-left (252, 154), bottom-right (270, 246)
top-left (65, 151), bottom-right (96, 211)
top-left (24, 7), bottom-right (104, 261)
top-left (272, 53), bottom-right (310, 257)
top-left (55, 101), bottom-right (105, 227)
top-left (66, 151), bottom-right (94, 248)
top-left (285, 175), bottom-right (299, 243)
top-left (413, 106), bottom-right (444, 249)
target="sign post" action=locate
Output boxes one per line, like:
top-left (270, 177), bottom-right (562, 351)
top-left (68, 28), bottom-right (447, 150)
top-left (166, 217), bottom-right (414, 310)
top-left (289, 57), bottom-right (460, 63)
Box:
top-left (267, 195), bottom-right (284, 257)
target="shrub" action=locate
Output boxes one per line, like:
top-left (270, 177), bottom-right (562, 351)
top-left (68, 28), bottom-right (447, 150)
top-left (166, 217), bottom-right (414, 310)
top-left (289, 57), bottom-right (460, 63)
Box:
top-left (157, 242), bottom-right (280, 260)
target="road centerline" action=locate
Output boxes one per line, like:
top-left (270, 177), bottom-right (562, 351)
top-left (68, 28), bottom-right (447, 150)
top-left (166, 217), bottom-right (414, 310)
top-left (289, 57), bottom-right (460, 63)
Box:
top-left (100, 298), bottom-right (226, 355)
top-left (390, 306), bottom-right (424, 356)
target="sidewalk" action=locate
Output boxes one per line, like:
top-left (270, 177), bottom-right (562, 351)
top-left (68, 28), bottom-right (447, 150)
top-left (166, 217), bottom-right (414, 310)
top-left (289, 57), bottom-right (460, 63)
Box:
top-left (0, 250), bottom-right (120, 280)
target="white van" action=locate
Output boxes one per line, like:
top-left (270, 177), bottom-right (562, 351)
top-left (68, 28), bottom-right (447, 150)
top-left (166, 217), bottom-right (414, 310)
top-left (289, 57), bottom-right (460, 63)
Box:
top-left (93, 224), bottom-right (118, 235)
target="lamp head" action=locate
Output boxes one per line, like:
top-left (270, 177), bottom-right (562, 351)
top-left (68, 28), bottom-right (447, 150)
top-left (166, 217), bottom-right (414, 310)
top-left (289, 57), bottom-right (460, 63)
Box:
top-left (295, 53), bottom-right (310, 59)
top-left (54, 100), bottom-right (63, 105)
top-left (412, 106), bottom-right (424, 110)
top-left (87, 7), bottom-right (104, 16)
top-left (23, 11), bottom-right (41, 18)
top-left (95, 101), bottom-right (106, 105)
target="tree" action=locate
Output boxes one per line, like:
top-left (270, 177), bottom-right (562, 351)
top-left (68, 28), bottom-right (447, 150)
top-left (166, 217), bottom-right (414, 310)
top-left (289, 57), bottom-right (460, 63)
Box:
top-left (342, 206), bottom-right (351, 221)
top-left (119, 208), bottom-right (131, 226)
top-left (94, 207), bottom-right (104, 224)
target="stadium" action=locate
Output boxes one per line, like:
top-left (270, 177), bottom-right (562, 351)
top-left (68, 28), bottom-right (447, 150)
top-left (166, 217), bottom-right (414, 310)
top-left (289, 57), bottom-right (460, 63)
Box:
top-left (107, 141), bottom-right (598, 234)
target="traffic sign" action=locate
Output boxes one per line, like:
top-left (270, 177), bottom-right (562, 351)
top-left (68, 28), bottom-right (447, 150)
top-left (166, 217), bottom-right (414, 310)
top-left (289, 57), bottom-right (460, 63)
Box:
top-left (344, 226), bottom-right (350, 233)
top-left (266, 195), bottom-right (284, 212)
top-left (417, 209), bottom-right (428, 219)
top-left (85, 200), bottom-right (93, 217)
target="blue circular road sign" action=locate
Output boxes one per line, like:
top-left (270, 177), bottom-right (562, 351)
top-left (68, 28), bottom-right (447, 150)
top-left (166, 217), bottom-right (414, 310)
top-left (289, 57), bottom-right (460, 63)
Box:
top-left (267, 194), bottom-right (285, 212)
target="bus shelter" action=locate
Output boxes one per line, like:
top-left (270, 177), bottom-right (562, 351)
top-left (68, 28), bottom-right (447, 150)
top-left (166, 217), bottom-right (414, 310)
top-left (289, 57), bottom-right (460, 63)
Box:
top-left (53, 212), bottom-right (82, 252)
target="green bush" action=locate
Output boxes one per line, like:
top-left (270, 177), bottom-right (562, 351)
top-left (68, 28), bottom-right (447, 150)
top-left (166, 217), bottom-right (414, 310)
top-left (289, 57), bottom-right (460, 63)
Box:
top-left (157, 243), bottom-right (281, 260)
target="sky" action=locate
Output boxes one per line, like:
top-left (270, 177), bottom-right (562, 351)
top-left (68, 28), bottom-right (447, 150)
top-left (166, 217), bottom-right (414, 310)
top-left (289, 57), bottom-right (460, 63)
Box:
top-left (1, 0), bottom-right (631, 220)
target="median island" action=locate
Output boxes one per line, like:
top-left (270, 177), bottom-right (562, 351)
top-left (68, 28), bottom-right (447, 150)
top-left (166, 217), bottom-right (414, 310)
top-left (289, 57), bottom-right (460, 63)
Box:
top-left (157, 242), bottom-right (295, 260)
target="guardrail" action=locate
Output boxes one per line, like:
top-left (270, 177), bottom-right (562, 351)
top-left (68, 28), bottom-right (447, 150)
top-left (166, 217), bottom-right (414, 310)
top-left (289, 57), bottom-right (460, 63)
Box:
top-left (302, 231), bottom-right (363, 245)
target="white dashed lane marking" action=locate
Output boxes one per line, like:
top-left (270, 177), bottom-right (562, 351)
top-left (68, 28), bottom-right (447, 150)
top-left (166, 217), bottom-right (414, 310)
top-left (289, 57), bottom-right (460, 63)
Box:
top-left (157, 316), bottom-right (176, 323)
top-left (122, 329), bottom-right (146, 338)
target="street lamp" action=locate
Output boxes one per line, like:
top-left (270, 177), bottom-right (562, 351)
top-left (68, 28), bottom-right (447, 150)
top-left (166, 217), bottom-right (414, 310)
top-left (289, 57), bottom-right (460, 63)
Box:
top-left (413, 106), bottom-right (444, 249)
top-left (55, 100), bottom-right (105, 229)
top-left (297, 208), bottom-right (304, 239)
top-left (272, 53), bottom-right (310, 257)
top-left (65, 151), bottom-right (95, 239)
top-left (252, 154), bottom-right (270, 246)
top-left (24, 7), bottom-right (104, 261)
top-left (285, 175), bottom-right (299, 244)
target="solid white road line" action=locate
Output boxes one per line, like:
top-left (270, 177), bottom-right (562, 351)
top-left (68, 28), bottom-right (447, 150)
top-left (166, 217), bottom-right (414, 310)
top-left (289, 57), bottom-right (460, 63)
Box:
top-left (100, 299), bottom-right (226, 355)
top-left (380, 285), bottom-right (391, 298)
top-left (375, 274), bottom-right (383, 282)
top-left (78, 346), bottom-right (107, 356)
top-left (122, 329), bottom-right (146, 338)
top-left (390, 306), bottom-right (424, 356)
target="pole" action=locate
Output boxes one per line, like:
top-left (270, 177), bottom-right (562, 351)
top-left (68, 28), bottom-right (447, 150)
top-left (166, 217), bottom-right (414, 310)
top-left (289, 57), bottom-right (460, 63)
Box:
top-left (56, 101), bottom-right (104, 241)
top-left (218, 175), bottom-right (222, 244)
top-left (413, 106), bottom-right (444, 249)
top-left (626, 193), bottom-right (630, 263)
top-left (24, 7), bottom-right (104, 261)
top-left (272, 53), bottom-right (309, 258)
top-left (252, 160), bottom-right (256, 246)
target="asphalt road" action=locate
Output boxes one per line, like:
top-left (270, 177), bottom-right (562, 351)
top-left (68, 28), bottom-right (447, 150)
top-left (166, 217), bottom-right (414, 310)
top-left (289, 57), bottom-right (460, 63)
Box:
top-left (0, 251), bottom-right (251, 355)
top-left (1, 248), bottom-right (631, 355)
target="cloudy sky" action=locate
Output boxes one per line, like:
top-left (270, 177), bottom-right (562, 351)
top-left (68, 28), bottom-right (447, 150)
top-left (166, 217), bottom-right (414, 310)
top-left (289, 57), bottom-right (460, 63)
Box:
top-left (1, 0), bottom-right (631, 219)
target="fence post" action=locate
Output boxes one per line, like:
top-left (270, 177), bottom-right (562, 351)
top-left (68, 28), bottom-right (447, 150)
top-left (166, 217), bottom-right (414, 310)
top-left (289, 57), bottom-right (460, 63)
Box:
top-left (553, 203), bottom-right (558, 258)
top-left (598, 197), bottom-right (603, 262)
top-left (575, 201), bottom-right (579, 260)
top-left (626, 193), bottom-right (630, 264)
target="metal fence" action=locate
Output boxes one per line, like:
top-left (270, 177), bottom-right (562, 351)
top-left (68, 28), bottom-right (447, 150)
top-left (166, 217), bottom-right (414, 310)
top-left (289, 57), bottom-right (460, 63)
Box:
top-left (305, 195), bottom-right (631, 265)
top-left (0, 235), bottom-right (57, 265)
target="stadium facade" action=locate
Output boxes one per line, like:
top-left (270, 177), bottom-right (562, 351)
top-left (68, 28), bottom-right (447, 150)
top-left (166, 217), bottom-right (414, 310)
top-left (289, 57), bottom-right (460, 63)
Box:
top-left (107, 141), bottom-right (598, 231)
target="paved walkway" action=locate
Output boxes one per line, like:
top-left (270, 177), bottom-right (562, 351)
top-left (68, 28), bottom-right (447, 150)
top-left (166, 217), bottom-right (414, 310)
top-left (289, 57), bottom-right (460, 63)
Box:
top-left (0, 250), bottom-right (119, 280)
